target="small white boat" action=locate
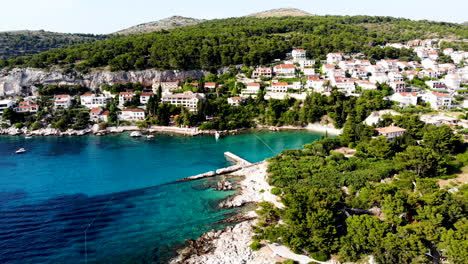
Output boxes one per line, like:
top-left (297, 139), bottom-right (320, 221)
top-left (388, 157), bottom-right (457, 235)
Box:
top-left (215, 131), bottom-right (221, 140)
top-left (25, 135), bottom-right (33, 139)
top-left (15, 148), bottom-right (26, 154)
top-left (130, 131), bottom-right (142, 137)
top-left (146, 135), bottom-right (154, 140)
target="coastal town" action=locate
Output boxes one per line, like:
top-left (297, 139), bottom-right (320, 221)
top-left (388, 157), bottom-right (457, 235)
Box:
top-left (1, 5), bottom-right (468, 264)
top-left (1, 38), bottom-right (468, 138)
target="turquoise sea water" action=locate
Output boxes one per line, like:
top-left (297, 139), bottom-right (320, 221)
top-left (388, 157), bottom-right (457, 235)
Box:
top-left (0, 130), bottom-right (323, 263)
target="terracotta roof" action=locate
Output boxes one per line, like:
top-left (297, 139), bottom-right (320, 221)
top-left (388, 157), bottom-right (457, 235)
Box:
top-left (229, 97), bottom-right (242, 101)
top-left (274, 64), bottom-right (295, 69)
top-left (141, 92), bottom-right (154, 96)
top-left (101, 111), bottom-right (110, 116)
top-left (19, 104), bottom-right (38, 109)
top-left (399, 92), bottom-right (417, 97)
top-left (55, 94), bottom-right (70, 98)
top-left (293, 49), bottom-right (306, 53)
top-left (375, 126), bottom-right (406, 134)
top-left (432, 92), bottom-right (451, 97)
top-left (81, 93), bottom-right (93, 97)
top-left (119, 92), bottom-right (134, 95)
top-left (122, 109), bottom-right (145, 112)
top-left (273, 82), bottom-right (289, 86)
top-left (90, 107), bottom-right (102, 114)
top-left (204, 82), bottom-right (216, 87)
top-left (247, 83), bottom-right (261, 87)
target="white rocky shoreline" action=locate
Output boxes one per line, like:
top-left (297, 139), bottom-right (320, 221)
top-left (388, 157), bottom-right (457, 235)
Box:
top-left (170, 162), bottom-right (286, 264)
top-left (170, 162), bottom-right (345, 264)
top-left (0, 122), bottom-right (342, 138)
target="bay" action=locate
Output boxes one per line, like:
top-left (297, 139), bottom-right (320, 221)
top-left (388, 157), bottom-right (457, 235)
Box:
top-left (0, 130), bottom-right (323, 263)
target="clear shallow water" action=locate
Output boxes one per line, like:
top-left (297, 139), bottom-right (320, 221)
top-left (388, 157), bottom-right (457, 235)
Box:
top-left (0, 130), bottom-right (323, 263)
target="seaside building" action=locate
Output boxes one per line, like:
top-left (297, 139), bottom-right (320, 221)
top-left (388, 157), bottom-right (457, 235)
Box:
top-left (241, 83), bottom-right (261, 96)
top-left (227, 97), bottom-right (244, 106)
top-left (152, 82), bottom-right (180, 92)
top-left (292, 49), bottom-right (306, 61)
top-left (252, 67), bottom-right (272, 78)
top-left (204, 82), bottom-right (217, 90)
top-left (375, 126), bottom-right (406, 140)
top-left (421, 92), bottom-right (453, 110)
top-left (119, 92), bottom-right (135, 106)
top-left (161, 91), bottom-right (205, 112)
top-left (80, 93), bottom-right (108, 108)
top-left (266, 82), bottom-right (289, 93)
top-left (273, 64), bottom-right (296, 77)
top-left (390, 92), bottom-right (418, 107)
top-left (54, 95), bottom-right (72, 109)
top-left (326, 52), bottom-right (343, 64)
top-left (118, 109), bottom-right (146, 121)
top-left (140, 92), bottom-right (155, 105)
top-left (0, 99), bottom-right (16, 114)
top-left (16, 101), bottom-right (39, 113)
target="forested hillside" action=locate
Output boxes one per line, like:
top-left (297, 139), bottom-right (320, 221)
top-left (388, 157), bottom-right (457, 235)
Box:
top-left (253, 113), bottom-right (468, 263)
top-left (1, 16), bottom-right (467, 71)
top-left (0, 30), bottom-right (107, 60)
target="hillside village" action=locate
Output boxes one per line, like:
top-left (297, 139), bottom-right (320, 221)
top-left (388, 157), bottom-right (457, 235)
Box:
top-left (1, 38), bottom-right (468, 136)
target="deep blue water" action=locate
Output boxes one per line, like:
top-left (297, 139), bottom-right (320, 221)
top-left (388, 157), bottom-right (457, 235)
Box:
top-left (0, 131), bottom-right (323, 263)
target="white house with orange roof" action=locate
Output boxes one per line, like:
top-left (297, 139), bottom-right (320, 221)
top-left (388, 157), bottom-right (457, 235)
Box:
top-left (421, 58), bottom-right (438, 69)
top-left (390, 81), bottom-right (406, 93)
top-left (118, 109), bottom-right (146, 121)
top-left (204, 82), bottom-right (217, 90)
top-left (162, 91), bottom-right (205, 112)
top-left (298, 59), bottom-right (315, 68)
top-left (326, 52), bottom-right (343, 64)
top-left (227, 97), bottom-right (244, 106)
top-left (252, 67), bottom-right (272, 78)
top-left (119, 92), bottom-right (135, 106)
top-left (241, 83), bottom-right (261, 96)
top-left (375, 126), bottom-right (406, 140)
top-left (273, 64), bottom-right (296, 77)
top-left (54, 94), bottom-right (72, 109)
top-left (306, 76), bottom-right (326, 92)
top-left (333, 78), bottom-right (356, 93)
top-left (443, 48), bottom-right (454, 56)
top-left (80, 93), bottom-right (108, 108)
top-left (292, 49), bottom-right (306, 61)
top-left (425, 81), bottom-right (447, 90)
top-left (89, 107), bottom-right (103, 122)
top-left (351, 67), bottom-right (368, 79)
top-left (140, 92), bottom-right (155, 104)
top-left (321, 64), bottom-right (336, 74)
top-left (390, 92), bottom-right (418, 106)
top-left (421, 92), bottom-right (453, 110)
top-left (266, 82), bottom-right (289, 93)
top-left (355, 80), bottom-right (377, 90)
top-left (16, 101), bottom-right (39, 113)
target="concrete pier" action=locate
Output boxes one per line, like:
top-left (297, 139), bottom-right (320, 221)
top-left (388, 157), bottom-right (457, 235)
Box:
top-left (177, 152), bottom-right (253, 182)
top-left (224, 152), bottom-right (252, 166)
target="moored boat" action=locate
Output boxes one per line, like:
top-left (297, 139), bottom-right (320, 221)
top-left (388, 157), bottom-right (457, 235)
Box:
top-left (15, 148), bottom-right (26, 154)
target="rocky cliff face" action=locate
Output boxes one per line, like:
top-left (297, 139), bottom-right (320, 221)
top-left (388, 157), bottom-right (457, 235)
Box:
top-left (0, 68), bottom-right (208, 96)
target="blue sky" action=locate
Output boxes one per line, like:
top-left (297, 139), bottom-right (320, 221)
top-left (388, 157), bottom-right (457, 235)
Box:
top-left (1, 0), bottom-right (466, 34)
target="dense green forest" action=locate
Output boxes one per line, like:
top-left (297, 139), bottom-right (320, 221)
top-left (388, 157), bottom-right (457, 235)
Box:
top-left (1, 16), bottom-right (467, 71)
top-left (0, 30), bottom-right (107, 60)
top-left (252, 113), bottom-right (468, 263)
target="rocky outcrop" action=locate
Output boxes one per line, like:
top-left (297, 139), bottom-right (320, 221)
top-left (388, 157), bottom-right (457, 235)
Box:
top-left (0, 68), bottom-right (207, 96)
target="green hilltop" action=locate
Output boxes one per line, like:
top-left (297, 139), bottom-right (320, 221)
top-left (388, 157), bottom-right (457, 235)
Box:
top-left (1, 15), bottom-right (467, 71)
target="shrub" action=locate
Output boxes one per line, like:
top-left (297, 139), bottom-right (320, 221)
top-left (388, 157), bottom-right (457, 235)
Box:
top-left (271, 187), bottom-right (281, 195)
top-left (310, 251), bottom-right (329, 261)
top-left (249, 240), bottom-right (262, 251)
top-left (14, 123), bottom-right (23, 128)
top-left (29, 122), bottom-right (42, 131)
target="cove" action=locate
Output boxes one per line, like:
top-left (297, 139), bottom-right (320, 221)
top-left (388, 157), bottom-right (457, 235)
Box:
top-left (0, 130), bottom-right (323, 263)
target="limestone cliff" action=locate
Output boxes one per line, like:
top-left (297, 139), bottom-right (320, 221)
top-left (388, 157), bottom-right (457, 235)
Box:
top-left (0, 68), bottom-right (208, 96)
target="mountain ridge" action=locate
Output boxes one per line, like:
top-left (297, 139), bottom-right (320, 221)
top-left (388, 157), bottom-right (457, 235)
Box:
top-left (114, 16), bottom-right (206, 35)
top-left (246, 8), bottom-right (313, 18)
